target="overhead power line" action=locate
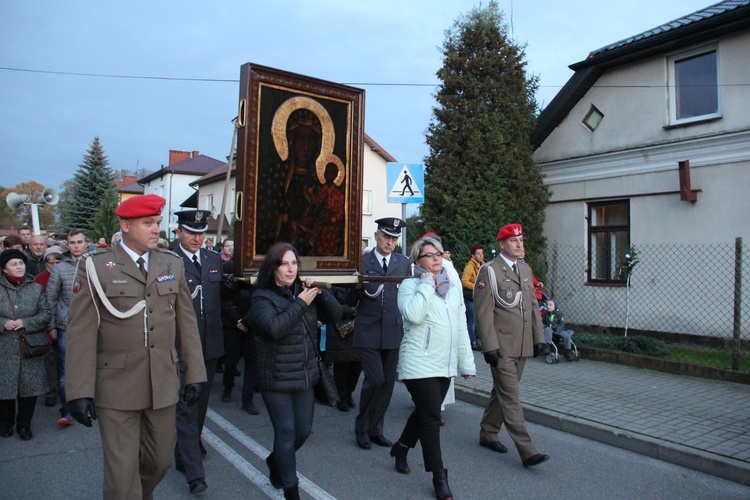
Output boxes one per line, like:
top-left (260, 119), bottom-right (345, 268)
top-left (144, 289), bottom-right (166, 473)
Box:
top-left (0, 66), bottom-right (747, 89)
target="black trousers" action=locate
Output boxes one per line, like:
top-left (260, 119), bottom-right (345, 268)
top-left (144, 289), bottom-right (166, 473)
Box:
top-left (0, 395), bottom-right (38, 430)
top-left (399, 377), bottom-right (451, 472)
top-left (222, 327), bottom-right (256, 403)
top-left (333, 361), bottom-right (362, 401)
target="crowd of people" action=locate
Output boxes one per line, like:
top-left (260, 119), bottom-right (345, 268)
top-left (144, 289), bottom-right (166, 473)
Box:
top-left (1, 202), bottom-right (556, 500)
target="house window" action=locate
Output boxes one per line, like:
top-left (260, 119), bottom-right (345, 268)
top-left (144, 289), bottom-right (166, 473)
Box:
top-left (582, 105), bottom-right (604, 131)
top-left (668, 46), bottom-right (720, 124)
top-left (588, 200), bottom-right (630, 283)
top-left (362, 190), bottom-right (372, 215)
top-left (205, 194), bottom-right (214, 211)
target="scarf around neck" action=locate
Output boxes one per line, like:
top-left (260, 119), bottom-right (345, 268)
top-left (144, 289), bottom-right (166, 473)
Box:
top-left (412, 264), bottom-right (451, 298)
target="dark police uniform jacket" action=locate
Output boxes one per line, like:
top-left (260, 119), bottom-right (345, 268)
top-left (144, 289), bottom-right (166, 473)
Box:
top-left (178, 247), bottom-right (225, 360)
top-left (350, 251), bottom-right (411, 350)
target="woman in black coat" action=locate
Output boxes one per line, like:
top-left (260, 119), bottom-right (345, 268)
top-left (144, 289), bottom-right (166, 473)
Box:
top-left (247, 243), bottom-right (341, 500)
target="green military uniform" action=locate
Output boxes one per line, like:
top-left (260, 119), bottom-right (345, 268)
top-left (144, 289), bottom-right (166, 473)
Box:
top-left (474, 257), bottom-right (545, 461)
top-left (66, 243), bottom-right (207, 499)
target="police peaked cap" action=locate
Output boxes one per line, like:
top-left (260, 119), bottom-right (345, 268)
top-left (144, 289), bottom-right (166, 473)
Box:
top-left (175, 210), bottom-right (211, 233)
top-left (375, 217), bottom-right (406, 237)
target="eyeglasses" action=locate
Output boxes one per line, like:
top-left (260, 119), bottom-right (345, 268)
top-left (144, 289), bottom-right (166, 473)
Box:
top-left (418, 252), bottom-right (444, 260)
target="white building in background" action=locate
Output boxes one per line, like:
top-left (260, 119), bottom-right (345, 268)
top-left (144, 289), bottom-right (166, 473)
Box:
top-left (190, 134), bottom-right (402, 249)
top-left (531, 1), bottom-right (750, 336)
top-left (137, 150), bottom-right (226, 237)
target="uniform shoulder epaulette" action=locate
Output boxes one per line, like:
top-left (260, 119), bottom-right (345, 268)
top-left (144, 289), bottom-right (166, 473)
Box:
top-left (154, 246), bottom-right (182, 258)
top-left (86, 247), bottom-right (113, 258)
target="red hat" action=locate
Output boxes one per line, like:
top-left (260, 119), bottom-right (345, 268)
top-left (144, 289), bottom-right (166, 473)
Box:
top-left (496, 223), bottom-right (523, 241)
top-left (115, 194), bottom-right (166, 219)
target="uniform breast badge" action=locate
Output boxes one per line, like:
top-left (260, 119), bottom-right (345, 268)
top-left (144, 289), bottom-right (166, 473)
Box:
top-left (106, 261), bottom-right (116, 269)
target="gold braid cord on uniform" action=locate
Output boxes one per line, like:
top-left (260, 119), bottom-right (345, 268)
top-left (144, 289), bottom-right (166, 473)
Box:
top-left (483, 262), bottom-right (522, 309)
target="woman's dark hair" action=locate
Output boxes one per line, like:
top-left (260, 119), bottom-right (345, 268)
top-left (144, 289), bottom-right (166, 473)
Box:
top-left (256, 242), bottom-right (299, 289)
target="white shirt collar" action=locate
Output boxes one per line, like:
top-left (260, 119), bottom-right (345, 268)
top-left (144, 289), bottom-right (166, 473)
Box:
top-left (179, 244), bottom-right (199, 263)
top-left (119, 240), bottom-right (148, 266)
top-left (372, 249), bottom-right (391, 266)
top-left (499, 253), bottom-right (516, 270)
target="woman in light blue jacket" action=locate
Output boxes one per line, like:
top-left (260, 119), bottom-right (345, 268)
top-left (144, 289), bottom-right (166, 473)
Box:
top-left (393, 236), bottom-right (476, 500)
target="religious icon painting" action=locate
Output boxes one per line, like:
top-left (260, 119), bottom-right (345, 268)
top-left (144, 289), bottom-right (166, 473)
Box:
top-left (234, 63), bottom-right (364, 279)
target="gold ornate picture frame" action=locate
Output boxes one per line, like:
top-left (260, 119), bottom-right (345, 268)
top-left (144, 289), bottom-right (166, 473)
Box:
top-left (234, 63), bottom-right (364, 278)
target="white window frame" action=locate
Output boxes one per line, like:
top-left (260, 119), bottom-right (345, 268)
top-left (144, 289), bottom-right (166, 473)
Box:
top-left (362, 189), bottom-right (372, 215)
top-left (667, 44), bottom-right (721, 126)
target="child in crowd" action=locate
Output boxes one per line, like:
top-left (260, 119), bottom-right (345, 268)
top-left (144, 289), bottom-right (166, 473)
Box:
top-left (542, 299), bottom-right (577, 361)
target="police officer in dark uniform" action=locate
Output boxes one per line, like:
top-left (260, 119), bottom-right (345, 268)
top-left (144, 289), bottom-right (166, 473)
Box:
top-left (349, 217), bottom-right (410, 450)
top-left (173, 210), bottom-right (225, 494)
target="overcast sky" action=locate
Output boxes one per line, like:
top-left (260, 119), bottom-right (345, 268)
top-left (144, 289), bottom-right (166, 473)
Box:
top-left (1, 0), bottom-right (711, 193)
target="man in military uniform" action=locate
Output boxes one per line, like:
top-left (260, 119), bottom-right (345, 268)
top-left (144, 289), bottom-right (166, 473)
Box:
top-left (350, 217), bottom-right (410, 450)
top-left (474, 223), bottom-right (550, 468)
top-left (66, 194), bottom-right (207, 499)
top-left (172, 209), bottom-right (225, 494)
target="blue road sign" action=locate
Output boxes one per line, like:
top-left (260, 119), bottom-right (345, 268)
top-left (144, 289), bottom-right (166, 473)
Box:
top-left (386, 163), bottom-right (424, 203)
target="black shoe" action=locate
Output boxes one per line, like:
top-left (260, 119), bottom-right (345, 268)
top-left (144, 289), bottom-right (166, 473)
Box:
top-left (242, 401), bottom-right (259, 415)
top-left (356, 431), bottom-right (371, 449)
top-left (18, 428), bottom-right (32, 441)
top-left (369, 435), bottom-right (392, 447)
top-left (266, 453), bottom-right (282, 489)
top-left (1, 426), bottom-right (13, 438)
top-left (221, 389), bottom-right (232, 403)
top-left (523, 453), bottom-right (550, 468)
top-left (175, 462), bottom-right (185, 474)
top-left (390, 442), bottom-right (411, 474)
top-left (480, 440), bottom-right (508, 453)
top-left (471, 343), bottom-right (482, 351)
top-left (346, 396), bottom-right (355, 408)
top-left (188, 478), bottom-right (208, 494)
top-left (283, 485), bottom-right (300, 500)
top-left (432, 469), bottom-right (453, 500)
top-left (336, 401), bottom-right (349, 412)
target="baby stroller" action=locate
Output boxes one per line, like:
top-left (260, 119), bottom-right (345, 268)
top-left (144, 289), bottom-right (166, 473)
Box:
top-left (545, 331), bottom-right (580, 364)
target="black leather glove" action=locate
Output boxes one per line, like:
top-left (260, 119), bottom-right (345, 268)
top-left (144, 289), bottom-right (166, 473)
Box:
top-left (533, 343), bottom-right (550, 358)
top-left (69, 398), bottom-right (97, 427)
top-left (483, 349), bottom-right (503, 366)
top-left (183, 383), bottom-right (204, 406)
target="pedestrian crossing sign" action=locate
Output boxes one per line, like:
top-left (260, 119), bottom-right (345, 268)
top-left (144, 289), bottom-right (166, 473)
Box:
top-left (386, 163), bottom-right (424, 203)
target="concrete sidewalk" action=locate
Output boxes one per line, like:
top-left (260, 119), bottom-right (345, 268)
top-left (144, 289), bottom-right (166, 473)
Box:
top-left (453, 351), bottom-right (750, 486)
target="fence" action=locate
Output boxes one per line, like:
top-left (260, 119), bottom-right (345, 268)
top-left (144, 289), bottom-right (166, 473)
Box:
top-left (541, 238), bottom-right (749, 372)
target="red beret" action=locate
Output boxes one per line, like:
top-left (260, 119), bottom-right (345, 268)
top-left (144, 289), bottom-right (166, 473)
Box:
top-left (496, 223), bottom-right (523, 241)
top-left (115, 194), bottom-right (166, 219)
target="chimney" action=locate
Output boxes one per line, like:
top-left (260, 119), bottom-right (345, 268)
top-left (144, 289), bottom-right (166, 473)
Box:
top-left (192, 151), bottom-right (200, 158)
top-left (169, 150), bottom-right (191, 166)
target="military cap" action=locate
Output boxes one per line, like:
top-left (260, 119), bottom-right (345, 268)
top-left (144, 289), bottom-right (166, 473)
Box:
top-left (175, 209), bottom-right (211, 233)
top-left (496, 223), bottom-right (523, 241)
top-left (115, 194), bottom-right (166, 219)
top-left (375, 217), bottom-right (406, 237)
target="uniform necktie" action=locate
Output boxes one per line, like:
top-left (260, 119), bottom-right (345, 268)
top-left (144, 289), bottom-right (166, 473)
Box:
top-left (136, 257), bottom-right (148, 280)
top-left (382, 257), bottom-right (388, 274)
top-left (192, 254), bottom-right (202, 274)
top-left (512, 263), bottom-right (519, 278)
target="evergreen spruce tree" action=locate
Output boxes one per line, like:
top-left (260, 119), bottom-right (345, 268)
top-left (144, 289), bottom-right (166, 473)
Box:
top-left (67, 137), bottom-right (115, 234)
top-left (421, 1), bottom-right (550, 272)
top-left (89, 187), bottom-right (120, 242)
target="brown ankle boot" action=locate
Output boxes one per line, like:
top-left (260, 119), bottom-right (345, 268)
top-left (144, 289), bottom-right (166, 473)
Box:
top-left (432, 468), bottom-right (453, 500)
